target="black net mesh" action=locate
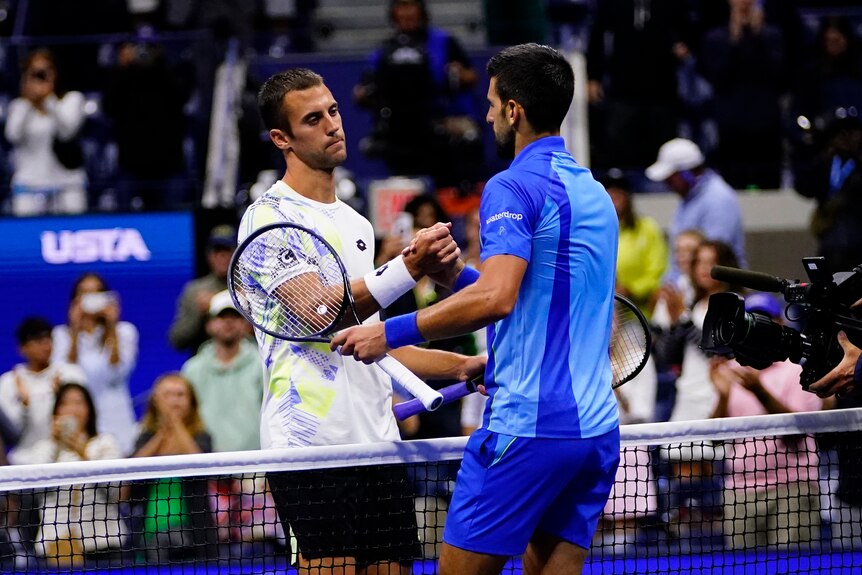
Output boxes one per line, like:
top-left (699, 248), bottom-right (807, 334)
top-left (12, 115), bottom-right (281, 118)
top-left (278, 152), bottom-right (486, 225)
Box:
top-left (1, 411), bottom-right (861, 574)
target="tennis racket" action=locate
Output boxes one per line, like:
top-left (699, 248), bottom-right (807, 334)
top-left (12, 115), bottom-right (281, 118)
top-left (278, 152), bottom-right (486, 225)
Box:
top-left (393, 293), bottom-right (651, 420)
top-left (228, 221), bottom-right (444, 412)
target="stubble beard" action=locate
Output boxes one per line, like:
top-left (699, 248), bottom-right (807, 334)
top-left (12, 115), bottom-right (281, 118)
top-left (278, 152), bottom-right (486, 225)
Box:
top-left (495, 127), bottom-right (516, 159)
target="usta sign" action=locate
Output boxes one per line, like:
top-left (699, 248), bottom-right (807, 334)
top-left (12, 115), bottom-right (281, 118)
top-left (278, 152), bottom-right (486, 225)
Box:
top-left (41, 229), bottom-right (152, 264)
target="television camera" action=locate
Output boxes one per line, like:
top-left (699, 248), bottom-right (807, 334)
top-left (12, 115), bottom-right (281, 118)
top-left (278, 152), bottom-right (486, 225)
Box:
top-left (701, 257), bottom-right (862, 390)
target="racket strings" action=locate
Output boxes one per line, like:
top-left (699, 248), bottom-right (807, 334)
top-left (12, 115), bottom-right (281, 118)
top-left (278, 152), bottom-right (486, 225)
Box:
top-left (610, 301), bottom-right (650, 387)
top-left (231, 226), bottom-right (348, 339)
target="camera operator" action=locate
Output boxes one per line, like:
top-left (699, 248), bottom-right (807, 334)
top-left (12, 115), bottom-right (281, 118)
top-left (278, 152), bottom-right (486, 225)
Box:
top-left (708, 293), bottom-right (827, 550)
top-left (809, 331), bottom-right (862, 398)
top-left (793, 107), bottom-right (862, 273)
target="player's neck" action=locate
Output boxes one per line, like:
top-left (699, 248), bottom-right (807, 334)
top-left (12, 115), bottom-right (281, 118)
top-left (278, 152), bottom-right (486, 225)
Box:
top-left (282, 165), bottom-right (338, 204)
top-left (515, 130), bottom-right (559, 156)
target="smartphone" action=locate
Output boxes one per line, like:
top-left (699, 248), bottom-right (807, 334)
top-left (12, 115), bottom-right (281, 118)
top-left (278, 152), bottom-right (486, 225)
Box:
top-left (80, 291), bottom-right (117, 314)
top-left (58, 415), bottom-right (78, 437)
top-left (392, 212), bottom-right (414, 246)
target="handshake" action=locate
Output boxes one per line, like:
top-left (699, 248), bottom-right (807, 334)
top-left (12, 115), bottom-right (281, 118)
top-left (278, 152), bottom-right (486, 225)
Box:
top-left (399, 221), bottom-right (467, 290)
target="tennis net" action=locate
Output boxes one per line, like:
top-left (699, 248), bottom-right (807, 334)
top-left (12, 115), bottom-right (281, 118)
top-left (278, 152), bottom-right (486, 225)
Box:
top-left (1, 408), bottom-right (861, 574)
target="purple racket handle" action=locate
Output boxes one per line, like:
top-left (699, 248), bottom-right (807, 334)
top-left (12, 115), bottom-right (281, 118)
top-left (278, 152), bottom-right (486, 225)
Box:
top-left (393, 378), bottom-right (481, 420)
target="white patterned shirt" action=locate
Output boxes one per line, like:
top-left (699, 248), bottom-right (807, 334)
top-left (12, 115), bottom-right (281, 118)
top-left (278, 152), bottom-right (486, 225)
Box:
top-left (238, 181), bottom-right (400, 449)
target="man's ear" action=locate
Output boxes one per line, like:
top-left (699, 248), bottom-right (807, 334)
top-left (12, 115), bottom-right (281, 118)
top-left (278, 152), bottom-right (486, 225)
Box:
top-left (505, 100), bottom-right (520, 127)
top-left (269, 128), bottom-right (292, 151)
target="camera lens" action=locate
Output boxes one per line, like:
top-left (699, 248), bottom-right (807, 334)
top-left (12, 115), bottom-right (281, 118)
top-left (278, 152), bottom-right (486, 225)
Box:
top-left (716, 317), bottom-right (738, 345)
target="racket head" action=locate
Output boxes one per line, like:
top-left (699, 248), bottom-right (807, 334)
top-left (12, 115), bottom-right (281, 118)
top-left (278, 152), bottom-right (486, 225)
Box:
top-left (228, 222), bottom-right (353, 342)
top-left (611, 294), bottom-right (652, 388)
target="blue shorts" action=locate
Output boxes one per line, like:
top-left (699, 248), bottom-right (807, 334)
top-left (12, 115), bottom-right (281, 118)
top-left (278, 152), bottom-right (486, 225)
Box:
top-left (444, 427), bottom-right (620, 556)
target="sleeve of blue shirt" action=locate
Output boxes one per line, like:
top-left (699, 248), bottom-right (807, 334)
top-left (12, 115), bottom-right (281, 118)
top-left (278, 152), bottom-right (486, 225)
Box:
top-left (479, 175), bottom-right (537, 262)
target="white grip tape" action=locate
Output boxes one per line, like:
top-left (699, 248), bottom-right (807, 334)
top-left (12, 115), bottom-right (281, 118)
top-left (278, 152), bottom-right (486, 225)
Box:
top-left (376, 354), bottom-right (443, 411)
top-left (364, 255), bottom-right (417, 309)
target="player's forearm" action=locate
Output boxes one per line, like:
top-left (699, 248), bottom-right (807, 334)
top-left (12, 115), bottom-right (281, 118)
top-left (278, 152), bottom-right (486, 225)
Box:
top-left (348, 280), bottom-right (383, 322)
top-left (409, 255), bottom-right (522, 343)
top-left (416, 282), bottom-right (510, 342)
top-left (390, 346), bottom-right (470, 381)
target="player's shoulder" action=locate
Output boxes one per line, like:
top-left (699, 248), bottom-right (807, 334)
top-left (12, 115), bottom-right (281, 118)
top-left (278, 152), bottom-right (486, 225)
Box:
top-left (485, 168), bottom-right (524, 194)
top-left (238, 190), bottom-right (292, 242)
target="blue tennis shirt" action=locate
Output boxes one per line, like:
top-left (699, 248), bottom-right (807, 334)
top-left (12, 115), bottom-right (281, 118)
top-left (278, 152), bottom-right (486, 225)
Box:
top-left (479, 136), bottom-right (619, 439)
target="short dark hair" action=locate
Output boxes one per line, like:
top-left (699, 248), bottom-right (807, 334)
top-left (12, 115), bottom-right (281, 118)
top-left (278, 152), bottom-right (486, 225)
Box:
top-left (486, 43), bottom-right (574, 134)
top-left (258, 68), bottom-right (325, 135)
top-left (16, 316), bottom-right (53, 345)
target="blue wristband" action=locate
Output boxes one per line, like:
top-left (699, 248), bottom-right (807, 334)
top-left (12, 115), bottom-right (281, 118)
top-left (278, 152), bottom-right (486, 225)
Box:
top-left (855, 353), bottom-right (862, 385)
top-left (453, 266), bottom-right (480, 293)
top-left (384, 311), bottom-right (424, 348)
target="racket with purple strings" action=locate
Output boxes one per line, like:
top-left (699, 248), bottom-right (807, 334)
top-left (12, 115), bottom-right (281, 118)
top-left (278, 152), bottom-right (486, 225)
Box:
top-left (393, 293), bottom-right (651, 420)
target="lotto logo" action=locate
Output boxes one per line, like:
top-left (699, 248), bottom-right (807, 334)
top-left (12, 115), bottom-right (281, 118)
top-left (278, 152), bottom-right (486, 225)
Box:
top-left (41, 229), bottom-right (152, 264)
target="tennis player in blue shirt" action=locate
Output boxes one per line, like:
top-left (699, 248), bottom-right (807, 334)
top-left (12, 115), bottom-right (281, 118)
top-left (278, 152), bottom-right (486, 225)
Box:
top-left (332, 43), bottom-right (620, 575)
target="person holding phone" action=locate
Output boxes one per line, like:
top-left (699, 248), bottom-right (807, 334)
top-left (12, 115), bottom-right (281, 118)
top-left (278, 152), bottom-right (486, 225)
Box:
top-left (30, 383), bottom-right (127, 566)
top-left (52, 272), bottom-right (138, 455)
top-left (4, 48), bottom-right (87, 216)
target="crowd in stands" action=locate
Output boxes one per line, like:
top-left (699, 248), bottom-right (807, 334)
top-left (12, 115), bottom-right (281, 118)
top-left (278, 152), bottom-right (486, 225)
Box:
top-left (1, 0), bottom-right (862, 569)
top-left (0, 1), bottom-right (856, 216)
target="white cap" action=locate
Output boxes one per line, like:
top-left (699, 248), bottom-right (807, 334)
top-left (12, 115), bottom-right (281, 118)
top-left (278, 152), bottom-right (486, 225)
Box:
top-left (209, 289), bottom-right (238, 316)
top-left (645, 138), bottom-right (705, 182)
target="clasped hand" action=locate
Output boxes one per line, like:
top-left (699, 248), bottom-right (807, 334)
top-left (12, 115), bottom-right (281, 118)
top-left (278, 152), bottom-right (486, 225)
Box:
top-left (332, 222), bottom-right (462, 363)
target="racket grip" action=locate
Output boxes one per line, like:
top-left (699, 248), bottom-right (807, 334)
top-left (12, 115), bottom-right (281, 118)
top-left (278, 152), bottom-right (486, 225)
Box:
top-left (393, 379), bottom-right (479, 420)
top-left (376, 355), bottom-right (444, 412)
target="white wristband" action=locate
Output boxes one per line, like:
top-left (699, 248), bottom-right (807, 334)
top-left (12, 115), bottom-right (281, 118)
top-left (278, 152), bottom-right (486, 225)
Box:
top-left (364, 255), bottom-right (417, 309)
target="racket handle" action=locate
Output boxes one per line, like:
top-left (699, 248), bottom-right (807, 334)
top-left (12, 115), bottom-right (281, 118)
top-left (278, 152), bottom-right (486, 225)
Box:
top-left (393, 379), bottom-right (480, 420)
top-left (376, 355), bottom-right (444, 412)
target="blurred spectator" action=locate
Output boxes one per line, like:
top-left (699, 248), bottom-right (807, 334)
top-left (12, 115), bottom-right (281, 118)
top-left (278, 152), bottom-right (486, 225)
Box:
top-left (709, 293), bottom-right (824, 549)
top-left (169, 224), bottom-right (236, 354)
top-left (101, 30), bottom-right (195, 211)
top-left (654, 229), bottom-right (706, 322)
top-left (354, 0), bottom-right (483, 187)
top-left (181, 290), bottom-right (262, 453)
top-left (129, 372), bottom-right (216, 562)
top-left (646, 137), bottom-right (746, 279)
top-left (700, 0), bottom-right (786, 190)
top-left (653, 241), bottom-right (742, 540)
top-left (793, 107), bottom-right (862, 273)
top-left (382, 195), bottom-right (477, 441)
top-left (31, 383), bottom-right (127, 567)
top-left (52, 273), bottom-right (139, 456)
top-left (601, 169), bottom-right (668, 316)
top-left (4, 48), bottom-right (87, 216)
top-left (650, 229), bottom-right (705, 423)
top-left (659, 240), bottom-right (741, 423)
top-left (0, 317), bottom-right (86, 465)
top-left (586, 0), bottom-right (691, 171)
top-left (795, 17), bottom-right (862, 125)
